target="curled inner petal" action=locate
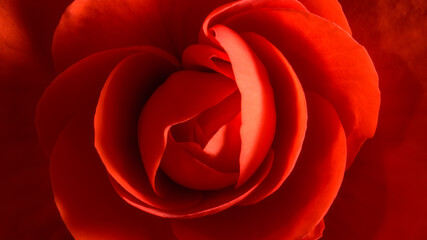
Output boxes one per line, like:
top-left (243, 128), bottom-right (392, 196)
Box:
top-left (138, 71), bottom-right (237, 193)
top-left (210, 24), bottom-right (276, 187)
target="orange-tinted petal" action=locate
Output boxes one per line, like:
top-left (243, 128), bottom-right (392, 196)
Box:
top-left (211, 24), bottom-right (276, 187)
top-left (237, 32), bottom-right (307, 205)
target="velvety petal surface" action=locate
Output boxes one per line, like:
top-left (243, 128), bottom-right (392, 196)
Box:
top-left (94, 51), bottom-right (206, 212)
top-left (171, 92), bottom-right (347, 240)
top-left (237, 32), bottom-right (307, 205)
top-left (210, 25), bottom-right (276, 187)
top-left (52, 0), bottom-right (232, 71)
top-left (221, 9), bottom-right (380, 166)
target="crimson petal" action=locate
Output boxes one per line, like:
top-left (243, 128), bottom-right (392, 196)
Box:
top-left (210, 24), bottom-right (276, 187)
top-left (138, 70), bottom-right (237, 192)
top-left (36, 46), bottom-right (163, 155)
top-left (171, 92), bottom-right (347, 239)
top-left (94, 52), bottom-right (202, 210)
top-left (222, 9), bottom-right (380, 166)
top-left (237, 32), bottom-right (307, 205)
top-left (298, 0), bottom-right (351, 33)
top-left (50, 111), bottom-right (177, 240)
top-left (52, 0), bottom-right (232, 71)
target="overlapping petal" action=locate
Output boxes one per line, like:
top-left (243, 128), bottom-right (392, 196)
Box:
top-left (50, 111), bottom-right (178, 240)
top-left (217, 9), bottom-right (379, 166)
top-left (52, 0), bottom-right (232, 71)
top-left (171, 92), bottom-right (347, 240)
top-left (6, 0), bottom-right (423, 239)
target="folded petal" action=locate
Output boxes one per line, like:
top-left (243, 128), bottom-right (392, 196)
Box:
top-left (222, 9), bottom-right (380, 166)
top-left (36, 46), bottom-right (164, 155)
top-left (298, 0), bottom-right (351, 33)
top-left (52, 0), bottom-right (232, 71)
top-left (138, 70), bottom-right (237, 192)
top-left (50, 111), bottom-right (177, 240)
top-left (171, 92), bottom-right (347, 239)
top-left (237, 32), bottom-right (307, 205)
top-left (1, 0), bottom-right (72, 238)
top-left (118, 150), bottom-right (274, 218)
top-left (323, 0), bottom-right (427, 238)
top-left (94, 52), bottom-right (201, 210)
top-left (210, 24), bottom-right (276, 187)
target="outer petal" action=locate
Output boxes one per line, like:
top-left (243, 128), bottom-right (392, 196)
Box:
top-left (171, 92), bottom-right (347, 240)
top-left (50, 111), bottom-right (177, 240)
top-left (52, 0), bottom-right (232, 71)
top-left (94, 52), bottom-right (198, 211)
top-left (298, 0), bottom-right (351, 33)
top-left (221, 9), bottom-right (380, 166)
top-left (236, 32), bottom-right (307, 205)
top-left (36, 46), bottom-right (167, 155)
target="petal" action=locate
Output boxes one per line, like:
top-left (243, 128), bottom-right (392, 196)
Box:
top-left (182, 44), bottom-right (234, 79)
top-left (94, 52), bottom-right (200, 210)
top-left (36, 46), bottom-right (164, 155)
top-left (323, 0), bottom-right (427, 238)
top-left (138, 70), bottom-right (237, 192)
top-left (237, 32), bottom-right (307, 205)
top-left (160, 131), bottom-right (239, 190)
top-left (201, 0), bottom-right (308, 43)
top-left (50, 111), bottom-right (177, 240)
top-left (211, 24), bottom-right (276, 187)
top-left (171, 92), bottom-right (347, 240)
top-left (222, 9), bottom-right (380, 166)
top-left (52, 0), bottom-right (232, 71)
top-left (298, 0), bottom-right (351, 34)
top-left (117, 150), bottom-right (274, 219)
top-left (169, 91), bottom-right (242, 173)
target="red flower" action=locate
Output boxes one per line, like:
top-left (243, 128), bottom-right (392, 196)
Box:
top-left (1, 0), bottom-right (425, 239)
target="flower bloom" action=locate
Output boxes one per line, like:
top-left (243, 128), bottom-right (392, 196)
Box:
top-left (5, 0), bottom-right (426, 239)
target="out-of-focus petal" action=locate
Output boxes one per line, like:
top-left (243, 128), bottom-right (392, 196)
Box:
top-left (298, 0), bottom-right (351, 33)
top-left (324, 0), bottom-right (427, 239)
top-left (1, 0), bottom-right (72, 238)
top-left (221, 9), bottom-right (380, 166)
